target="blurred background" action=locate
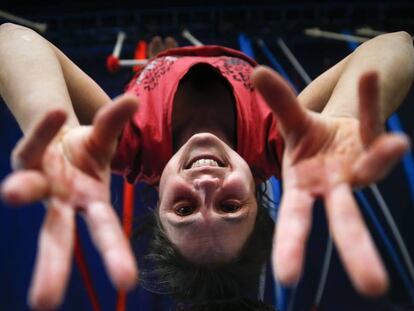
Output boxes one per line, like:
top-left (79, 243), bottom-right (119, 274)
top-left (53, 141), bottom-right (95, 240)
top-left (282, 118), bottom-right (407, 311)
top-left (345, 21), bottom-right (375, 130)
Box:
top-left (1, 1), bottom-right (414, 310)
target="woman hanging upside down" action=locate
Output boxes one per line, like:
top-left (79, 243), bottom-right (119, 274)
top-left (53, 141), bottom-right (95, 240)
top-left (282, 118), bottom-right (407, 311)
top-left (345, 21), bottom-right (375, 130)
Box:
top-left (0, 23), bottom-right (413, 310)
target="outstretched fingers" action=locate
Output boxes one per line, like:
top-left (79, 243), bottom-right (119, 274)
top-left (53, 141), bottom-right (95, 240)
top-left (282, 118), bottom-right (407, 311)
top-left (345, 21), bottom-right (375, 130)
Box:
top-left (12, 110), bottom-right (67, 170)
top-left (251, 66), bottom-right (311, 145)
top-left (88, 94), bottom-right (138, 164)
top-left (352, 133), bottom-right (410, 186)
top-left (273, 187), bottom-right (314, 284)
top-left (29, 199), bottom-right (75, 310)
top-left (325, 182), bottom-right (388, 296)
top-left (358, 71), bottom-right (383, 147)
top-left (84, 201), bottom-right (138, 290)
top-left (1, 170), bottom-right (49, 205)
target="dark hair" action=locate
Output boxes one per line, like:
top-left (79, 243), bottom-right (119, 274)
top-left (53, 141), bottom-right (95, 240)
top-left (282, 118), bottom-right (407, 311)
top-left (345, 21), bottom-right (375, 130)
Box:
top-left (138, 185), bottom-right (275, 304)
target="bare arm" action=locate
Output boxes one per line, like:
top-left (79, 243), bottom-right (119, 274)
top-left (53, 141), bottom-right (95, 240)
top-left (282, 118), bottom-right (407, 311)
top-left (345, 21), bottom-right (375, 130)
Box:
top-left (51, 44), bottom-right (111, 124)
top-left (297, 55), bottom-right (351, 112)
top-left (298, 31), bottom-right (414, 121)
top-left (0, 23), bottom-right (139, 309)
top-left (0, 23), bottom-right (110, 133)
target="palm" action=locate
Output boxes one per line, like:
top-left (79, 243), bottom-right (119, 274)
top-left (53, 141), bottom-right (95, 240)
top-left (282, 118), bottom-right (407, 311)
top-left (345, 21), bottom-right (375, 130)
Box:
top-left (284, 115), bottom-right (362, 195)
top-left (252, 67), bottom-right (409, 296)
top-left (48, 127), bottom-right (111, 205)
top-left (1, 95), bottom-right (139, 310)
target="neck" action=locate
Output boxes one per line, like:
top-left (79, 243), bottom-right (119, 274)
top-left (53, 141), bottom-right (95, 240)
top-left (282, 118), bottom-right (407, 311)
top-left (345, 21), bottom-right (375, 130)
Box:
top-left (172, 66), bottom-right (236, 152)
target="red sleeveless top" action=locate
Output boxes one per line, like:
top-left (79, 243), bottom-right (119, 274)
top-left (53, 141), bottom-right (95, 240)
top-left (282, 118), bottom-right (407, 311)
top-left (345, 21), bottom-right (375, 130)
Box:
top-left (111, 46), bottom-right (283, 186)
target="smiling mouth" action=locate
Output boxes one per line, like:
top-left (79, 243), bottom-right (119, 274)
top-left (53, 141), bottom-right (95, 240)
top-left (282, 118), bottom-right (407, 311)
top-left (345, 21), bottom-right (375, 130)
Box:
top-left (181, 133), bottom-right (230, 170)
top-left (185, 156), bottom-right (226, 170)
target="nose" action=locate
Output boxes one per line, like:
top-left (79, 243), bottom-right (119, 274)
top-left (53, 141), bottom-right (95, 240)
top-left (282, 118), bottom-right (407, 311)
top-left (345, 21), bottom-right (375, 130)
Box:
top-left (193, 175), bottom-right (221, 203)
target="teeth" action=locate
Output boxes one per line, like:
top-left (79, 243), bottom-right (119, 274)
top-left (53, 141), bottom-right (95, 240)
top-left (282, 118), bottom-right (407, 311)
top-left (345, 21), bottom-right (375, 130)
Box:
top-left (190, 158), bottom-right (219, 169)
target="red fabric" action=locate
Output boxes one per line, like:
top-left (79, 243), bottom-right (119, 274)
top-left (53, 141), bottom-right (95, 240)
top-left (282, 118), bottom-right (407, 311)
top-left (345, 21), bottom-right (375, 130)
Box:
top-left (111, 45), bottom-right (283, 186)
top-left (106, 55), bottom-right (119, 72)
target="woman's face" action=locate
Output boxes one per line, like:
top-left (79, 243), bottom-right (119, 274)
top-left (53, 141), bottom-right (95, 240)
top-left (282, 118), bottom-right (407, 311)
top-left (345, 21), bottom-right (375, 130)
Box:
top-left (158, 133), bottom-right (258, 263)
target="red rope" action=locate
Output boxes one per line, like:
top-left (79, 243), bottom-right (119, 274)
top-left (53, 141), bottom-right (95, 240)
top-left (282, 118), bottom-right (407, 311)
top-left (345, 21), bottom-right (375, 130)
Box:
top-left (74, 229), bottom-right (102, 311)
top-left (117, 38), bottom-right (145, 311)
top-left (122, 182), bottom-right (135, 236)
top-left (116, 181), bottom-right (135, 311)
top-left (133, 40), bottom-right (147, 72)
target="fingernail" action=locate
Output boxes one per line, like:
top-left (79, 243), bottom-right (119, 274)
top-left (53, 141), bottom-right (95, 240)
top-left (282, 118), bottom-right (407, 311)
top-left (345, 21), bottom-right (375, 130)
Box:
top-left (1, 178), bottom-right (21, 205)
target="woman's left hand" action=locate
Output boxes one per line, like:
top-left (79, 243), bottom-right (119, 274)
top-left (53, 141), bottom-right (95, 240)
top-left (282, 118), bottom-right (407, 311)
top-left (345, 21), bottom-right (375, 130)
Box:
top-left (252, 66), bottom-right (410, 296)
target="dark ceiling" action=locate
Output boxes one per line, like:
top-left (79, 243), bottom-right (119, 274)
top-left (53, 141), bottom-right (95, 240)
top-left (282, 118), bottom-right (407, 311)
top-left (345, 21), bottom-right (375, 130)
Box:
top-left (1, 1), bottom-right (413, 48)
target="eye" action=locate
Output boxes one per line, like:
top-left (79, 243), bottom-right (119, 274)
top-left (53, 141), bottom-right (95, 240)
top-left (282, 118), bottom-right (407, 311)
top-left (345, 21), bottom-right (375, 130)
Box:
top-left (175, 204), bottom-right (196, 216)
top-left (220, 202), bottom-right (241, 213)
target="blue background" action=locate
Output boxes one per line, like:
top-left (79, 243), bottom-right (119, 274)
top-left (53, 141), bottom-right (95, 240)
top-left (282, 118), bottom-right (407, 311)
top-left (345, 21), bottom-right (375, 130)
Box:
top-left (1, 2), bottom-right (414, 310)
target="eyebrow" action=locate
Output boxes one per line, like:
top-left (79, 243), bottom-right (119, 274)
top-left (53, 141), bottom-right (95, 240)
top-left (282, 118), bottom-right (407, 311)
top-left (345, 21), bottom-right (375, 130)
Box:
top-left (223, 215), bottom-right (247, 224)
top-left (167, 213), bottom-right (248, 229)
top-left (167, 218), bottom-right (197, 228)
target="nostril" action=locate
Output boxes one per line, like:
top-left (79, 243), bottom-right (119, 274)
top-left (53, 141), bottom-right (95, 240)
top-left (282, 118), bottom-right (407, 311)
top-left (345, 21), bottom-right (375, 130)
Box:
top-left (193, 179), bottom-right (201, 190)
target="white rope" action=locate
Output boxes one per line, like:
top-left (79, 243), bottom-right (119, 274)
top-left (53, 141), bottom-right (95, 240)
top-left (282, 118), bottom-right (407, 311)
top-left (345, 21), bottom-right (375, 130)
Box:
top-left (112, 31), bottom-right (126, 58)
top-left (356, 27), bottom-right (414, 40)
top-left (287, 285), bottom-right (298, 311)
top-left (119, 59), bottom-right (148, 66)
top-left (0, 10), bottom-right (47, 33)
top-left (111, 29), bottom-right (204, 68)
top-left (369, 183), bottom-right (414, 285)
top-left (304, 28), bottom-right (369, 43)
top-left (258, 263), bottom-right (267, 301)
top-left (356, 27), bottom-right (386, 37)
top-left (271, 39), bottom-right (332, 308)
top-left (314, 235), bottom-right (333, 306)
top-left (182, 29), bottom-right (204, 46)
top-left (276, 38), bottom-right (312, 85)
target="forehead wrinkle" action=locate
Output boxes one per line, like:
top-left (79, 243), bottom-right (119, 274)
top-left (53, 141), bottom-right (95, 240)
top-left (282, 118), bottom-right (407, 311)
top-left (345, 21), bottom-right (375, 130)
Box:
top-left (167, 218), bottom-right (197, 229)
top-left (175, 228), bottom-right (243, 263)
top-left (167, 205), bottom-right (251, 229)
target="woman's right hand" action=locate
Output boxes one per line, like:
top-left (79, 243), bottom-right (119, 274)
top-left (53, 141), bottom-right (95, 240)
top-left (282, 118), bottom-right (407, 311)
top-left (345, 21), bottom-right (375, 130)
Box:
top-left (252, 66), bottom-right (409, 297)
top-left (1, 94), bottom-right (139, 310)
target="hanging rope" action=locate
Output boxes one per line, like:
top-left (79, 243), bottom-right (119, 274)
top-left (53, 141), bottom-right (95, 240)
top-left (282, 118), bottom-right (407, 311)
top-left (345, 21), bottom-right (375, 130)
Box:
top-left (356, 191), bottom-right (414, 303)
top-left (253, 34), bottom-right (302, 311)
top-left (116, 182), bottom-right (135, 311)
top-left (312, 236), bottom-right (333, 310)
top-left (74, 229), bottom-right (102, 311)
top-left (115, 36), bottom-right (147, 311)
top-left (256, 39), bottom-right (297, 92)
top-left (386, 115), bottom-right (414, 204)
top-left (369, 184), bottom-right (414, 288)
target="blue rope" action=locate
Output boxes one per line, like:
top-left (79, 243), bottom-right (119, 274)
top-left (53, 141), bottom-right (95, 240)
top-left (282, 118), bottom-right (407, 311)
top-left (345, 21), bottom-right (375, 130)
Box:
top-left (387, 115), bottom-right (414, 203)
top-left (256, 38), bottom-right (298, 93)
top-left (255, 40), bottom-right (301, 310)
top-left (238, 32), bottom-right (288, 311)
top-left (355, 191), bottom-right (414, 303)
top-left (270, 177), bottom-right (281, 214)
top-left (238, 33), bottom-right (255, 59)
